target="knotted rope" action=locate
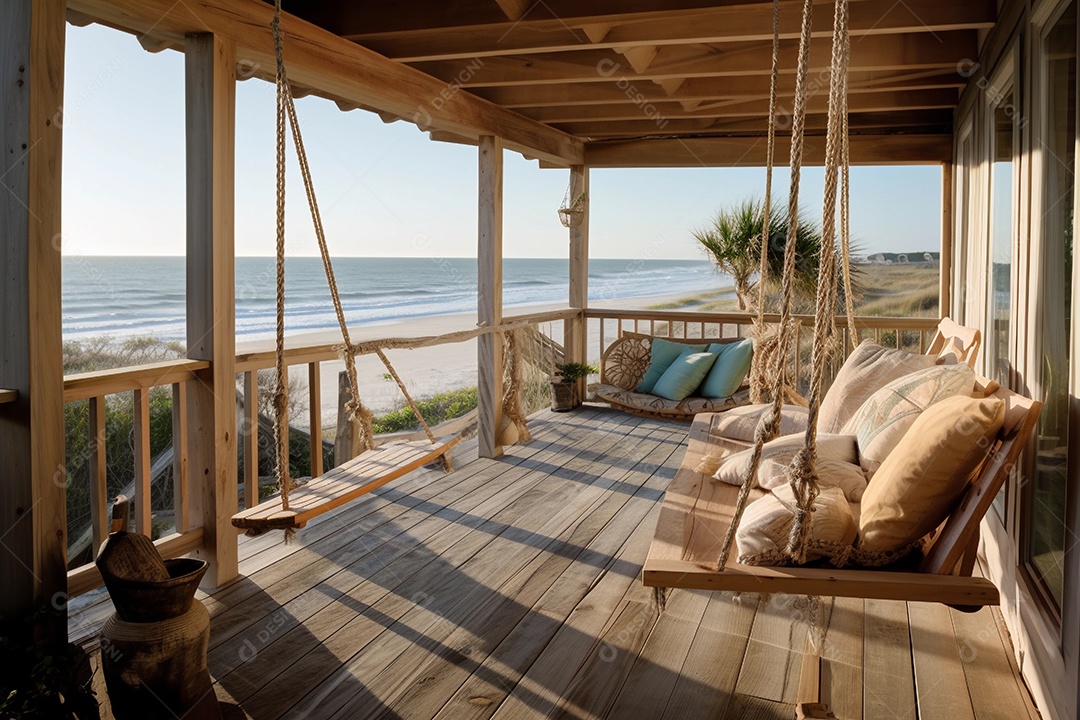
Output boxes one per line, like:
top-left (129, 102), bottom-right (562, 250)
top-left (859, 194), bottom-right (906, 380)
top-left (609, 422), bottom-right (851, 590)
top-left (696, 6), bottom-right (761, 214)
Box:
top-left (717, 0), bottom-right (815, 570)
top-left (748, 0), bottom-right (783, 405)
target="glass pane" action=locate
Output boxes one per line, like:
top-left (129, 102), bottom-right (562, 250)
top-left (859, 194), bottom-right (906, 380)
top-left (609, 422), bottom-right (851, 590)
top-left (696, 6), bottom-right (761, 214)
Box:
top-left (991, 90), bottom-right (1015, 519)
top-left (1028, 1), bottom-right (1076, 609)
top-left (991, 94), bottom-right (1015, 386)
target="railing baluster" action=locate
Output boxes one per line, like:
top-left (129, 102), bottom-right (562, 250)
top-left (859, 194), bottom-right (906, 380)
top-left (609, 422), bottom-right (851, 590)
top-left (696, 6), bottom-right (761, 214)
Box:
top-left (309, 362), bottom-right (323, 478)
top-left (244, 370), bottom-right (259, 511)
top-left (599, 318), bottom-right (606, 358)
top-left (89, 396), bottom-right (108, 557)
top-left (133, 388), bottom-right (152, 537)
top-left (172, 383), bottom-right (189, 533)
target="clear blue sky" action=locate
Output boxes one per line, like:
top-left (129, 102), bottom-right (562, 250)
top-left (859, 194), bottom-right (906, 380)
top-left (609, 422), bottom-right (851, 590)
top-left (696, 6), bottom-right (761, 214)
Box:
top-left (61, 23), bottom-right (943, 260)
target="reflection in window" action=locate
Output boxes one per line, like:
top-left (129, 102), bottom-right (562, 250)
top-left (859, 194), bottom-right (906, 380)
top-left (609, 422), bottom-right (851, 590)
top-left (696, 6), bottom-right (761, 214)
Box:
top-left (990, 90), bottom-right (1015, 520)
top-left (991, 94), bottom-right (1014, 387)
top-left (1028, 1), bottom-right (1075, 610)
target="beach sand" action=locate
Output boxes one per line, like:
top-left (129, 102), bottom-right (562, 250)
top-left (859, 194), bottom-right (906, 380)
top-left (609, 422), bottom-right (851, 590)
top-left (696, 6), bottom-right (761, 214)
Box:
top-left (236, 289), bottom-right (733, 424)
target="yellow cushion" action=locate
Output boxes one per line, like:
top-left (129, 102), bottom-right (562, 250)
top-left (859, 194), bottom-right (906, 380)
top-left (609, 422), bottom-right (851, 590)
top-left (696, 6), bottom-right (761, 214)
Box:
top-left (857, 395), bottom-right (1005, 555)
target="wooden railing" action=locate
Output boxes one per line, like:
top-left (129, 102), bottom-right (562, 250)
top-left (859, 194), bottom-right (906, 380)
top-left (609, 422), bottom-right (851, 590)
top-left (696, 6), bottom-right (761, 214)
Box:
top-left (64, 359), bottom-right (209, 596)
top-left (584, 309), bottom-right (941, 393)
top-left (61, 309), bottom-right (573, 596)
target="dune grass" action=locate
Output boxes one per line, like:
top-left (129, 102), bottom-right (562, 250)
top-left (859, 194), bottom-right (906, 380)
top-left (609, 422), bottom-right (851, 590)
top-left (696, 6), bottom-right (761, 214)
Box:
top-left (649, 264), bottom-right (939, 317)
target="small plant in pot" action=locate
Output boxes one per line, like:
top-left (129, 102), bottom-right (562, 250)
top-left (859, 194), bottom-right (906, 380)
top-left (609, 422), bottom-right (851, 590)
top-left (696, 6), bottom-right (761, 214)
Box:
top-left (550, 362), bottom-right (597, 412)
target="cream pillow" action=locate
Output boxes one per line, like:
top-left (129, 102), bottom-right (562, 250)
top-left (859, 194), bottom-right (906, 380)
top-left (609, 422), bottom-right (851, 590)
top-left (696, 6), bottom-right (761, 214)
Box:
top-left (736, 485), bottom-right (856, 564)
top-left (818, 340), bottom-right (938, 434)
top-left (759, 457), bottom-right (868, 502)
top-left (843, 363), bottom-right (976, 473)
top-left (713, 433), bottom-right (858, 486)
top-left (857, 395), bottom-right (1006, 555)
top-left (708, 403), bottom-right (810, 443)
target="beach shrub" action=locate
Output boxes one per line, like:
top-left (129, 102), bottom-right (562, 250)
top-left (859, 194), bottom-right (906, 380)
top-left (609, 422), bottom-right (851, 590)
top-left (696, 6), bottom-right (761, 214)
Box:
top-left (372, 387), bottom-right (479, 434)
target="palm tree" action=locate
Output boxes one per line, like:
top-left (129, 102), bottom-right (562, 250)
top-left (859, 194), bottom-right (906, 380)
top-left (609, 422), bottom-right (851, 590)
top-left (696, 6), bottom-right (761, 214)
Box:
top-left (694, 198), bottom-right (860, 311)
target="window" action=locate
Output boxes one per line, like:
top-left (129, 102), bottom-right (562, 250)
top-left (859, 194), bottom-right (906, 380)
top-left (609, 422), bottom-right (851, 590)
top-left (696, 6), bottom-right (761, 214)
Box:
top-left (989, 84), bottom-right (1017, 520)
top-left (1024, 0), bottom-right (1076, 611)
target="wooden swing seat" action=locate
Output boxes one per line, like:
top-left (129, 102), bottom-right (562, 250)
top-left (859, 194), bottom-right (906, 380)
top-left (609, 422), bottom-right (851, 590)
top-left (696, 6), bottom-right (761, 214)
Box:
top-left (643, 378), bottom-right (1041, 607)
top-left (231, 436), bottom-right (462, 532)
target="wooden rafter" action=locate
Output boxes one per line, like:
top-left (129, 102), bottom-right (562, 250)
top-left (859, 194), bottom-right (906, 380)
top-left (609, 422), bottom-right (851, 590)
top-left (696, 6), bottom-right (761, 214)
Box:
top-left (345, 0), bottom-right (994, 63)
top-left (580, 134), bottom-right (953, 167)
top-left (553, 109), bottom-right (954, 139)
top-left (409, 31), bottom-right (977, 87)
top-left (517, 89), bottom-right (958, 124)
top-left (472, 70), bottom-right (964, 109)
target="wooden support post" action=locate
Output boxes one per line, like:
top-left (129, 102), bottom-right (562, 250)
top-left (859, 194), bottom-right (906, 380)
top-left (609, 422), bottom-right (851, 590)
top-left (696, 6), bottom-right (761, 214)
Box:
top-left (478, 136), bottom-right (504, 459)
top-left (185, 32), bottom-right (238, 587)
top-left (334, 370), bottom-right (360, 465)
top-left (565, 165), bottom-right (590, 398)
top-left (940, 160), bottom-right (953, 318)
top-left (0, 0), bottom-right (67, 630)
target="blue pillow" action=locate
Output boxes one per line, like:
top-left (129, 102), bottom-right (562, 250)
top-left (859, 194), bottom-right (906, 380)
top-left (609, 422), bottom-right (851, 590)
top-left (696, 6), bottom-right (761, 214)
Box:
top-left (636, 338), bottom-right (707, 393)
top-left (700, 338), bottom-right (754, 398)
top-left (651, 348), bottom-right (720, 401)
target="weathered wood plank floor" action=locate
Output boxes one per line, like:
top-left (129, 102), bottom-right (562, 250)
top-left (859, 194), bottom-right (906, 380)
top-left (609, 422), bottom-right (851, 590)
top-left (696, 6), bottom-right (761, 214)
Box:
top-left (81, 407), bottom-right (1040, 719)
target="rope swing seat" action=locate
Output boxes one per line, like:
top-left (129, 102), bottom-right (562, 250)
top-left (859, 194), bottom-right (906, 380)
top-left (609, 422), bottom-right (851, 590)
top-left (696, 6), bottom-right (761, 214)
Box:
top-left (230, 2), bottom-right (463, 535)
top-left (643, 0), bottom-right (1043, 609)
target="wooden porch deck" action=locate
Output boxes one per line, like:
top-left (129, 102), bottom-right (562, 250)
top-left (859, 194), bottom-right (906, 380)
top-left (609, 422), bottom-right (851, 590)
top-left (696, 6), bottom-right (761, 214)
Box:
top-left (87, 407), bottom-right (1039, 719)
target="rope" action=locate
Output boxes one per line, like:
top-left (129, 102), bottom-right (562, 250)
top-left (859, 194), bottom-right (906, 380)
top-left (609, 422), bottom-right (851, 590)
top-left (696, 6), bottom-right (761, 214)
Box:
top-left (785, 0), bottom-right (849, 563)
top-left (272, 1), bottom-right (291, 510)
top-left (374, 349), bottom-right (436, 445)
top-left (748, 0), bottom-right (783, 405)
top-left (271, 0), bottom-right (376, 518)
top-left (501, 330), bottom-right (532, 444)
top-left (839, 52), bottom-right (858, 351)
top-left (717, 0), bottom-right (815, 571)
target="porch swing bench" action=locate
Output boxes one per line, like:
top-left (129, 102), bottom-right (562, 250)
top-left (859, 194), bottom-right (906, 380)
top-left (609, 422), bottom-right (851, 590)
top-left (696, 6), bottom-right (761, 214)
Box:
top-left (231, 436), bottom-right (462, 532)
top-left (642, 377), bottom-right (1042, 607)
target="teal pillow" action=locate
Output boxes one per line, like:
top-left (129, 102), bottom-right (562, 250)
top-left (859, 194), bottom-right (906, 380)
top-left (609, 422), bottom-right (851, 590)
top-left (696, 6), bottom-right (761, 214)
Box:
top-left (651, 349), bottom-right (719, 401)
top-left (636, 338), bottom-right (707, 393)
top-left (700, 338), bottom-right (754, 398)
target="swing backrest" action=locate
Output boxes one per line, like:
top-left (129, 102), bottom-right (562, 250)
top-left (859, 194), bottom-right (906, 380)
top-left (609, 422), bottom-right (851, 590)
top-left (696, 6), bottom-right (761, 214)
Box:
top-left (927, 317), bottom-right (981, 369)
top-left (919, 377), bottom-right (1042, 576)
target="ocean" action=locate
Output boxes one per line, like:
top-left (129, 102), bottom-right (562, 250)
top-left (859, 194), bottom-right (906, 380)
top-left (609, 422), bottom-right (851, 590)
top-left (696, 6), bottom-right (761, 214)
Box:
top-left (62, 256), bottom-right (726, 340)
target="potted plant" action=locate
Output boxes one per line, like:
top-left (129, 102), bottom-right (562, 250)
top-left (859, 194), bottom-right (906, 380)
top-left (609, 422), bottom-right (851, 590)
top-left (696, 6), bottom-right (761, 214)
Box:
top-left (550, 362), bottom-right (597, 412)
top-left (0, 605), bottom-right (100, 720)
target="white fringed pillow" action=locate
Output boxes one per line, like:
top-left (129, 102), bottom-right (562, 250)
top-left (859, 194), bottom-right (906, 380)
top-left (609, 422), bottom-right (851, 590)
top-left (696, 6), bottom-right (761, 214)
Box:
top-left (818, 340), bottom-right (938, 433)
top-left (736, 485), bottom-right (856, 564)
top-left (758, 457), bottom-right (868, 502)
top-left (713, 434), bottom-right (858, 488)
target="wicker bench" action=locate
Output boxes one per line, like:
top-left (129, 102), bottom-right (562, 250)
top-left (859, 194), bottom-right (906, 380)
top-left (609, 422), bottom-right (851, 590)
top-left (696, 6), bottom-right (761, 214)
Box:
top-left (593, 332), bottom-right (750, 419)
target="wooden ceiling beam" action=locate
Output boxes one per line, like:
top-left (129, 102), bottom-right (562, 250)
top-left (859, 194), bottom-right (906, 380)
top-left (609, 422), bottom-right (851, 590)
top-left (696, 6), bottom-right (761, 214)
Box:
top-left (553, 109), bottom-right (954, 138)
top-left (306, 0), bottom-right (776, 36)
top-left (578, 134), bottom-right (953, 167)
top-left (410, 31), bottom-right (976, 87)
top-left (472, 70), bottom-right (964, 108)
top-left (517, 88), bottom-right (958, 123)
top-left (350, 0), bottom-right (994, 63)
top-left (67, 0), bottom-right (583, 165)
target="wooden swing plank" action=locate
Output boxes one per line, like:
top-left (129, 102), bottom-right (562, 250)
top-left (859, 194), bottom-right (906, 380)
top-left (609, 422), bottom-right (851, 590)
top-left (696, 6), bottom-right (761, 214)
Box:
top-left (231, 436), bottom-right (462, 531)
top-left (641, 385), bottom-right (1040, 606)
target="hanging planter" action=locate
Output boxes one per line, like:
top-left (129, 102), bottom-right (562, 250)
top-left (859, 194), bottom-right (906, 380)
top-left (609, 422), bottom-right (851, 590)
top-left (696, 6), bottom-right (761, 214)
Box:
top-left (558, 190), bottom-right (589, 229)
